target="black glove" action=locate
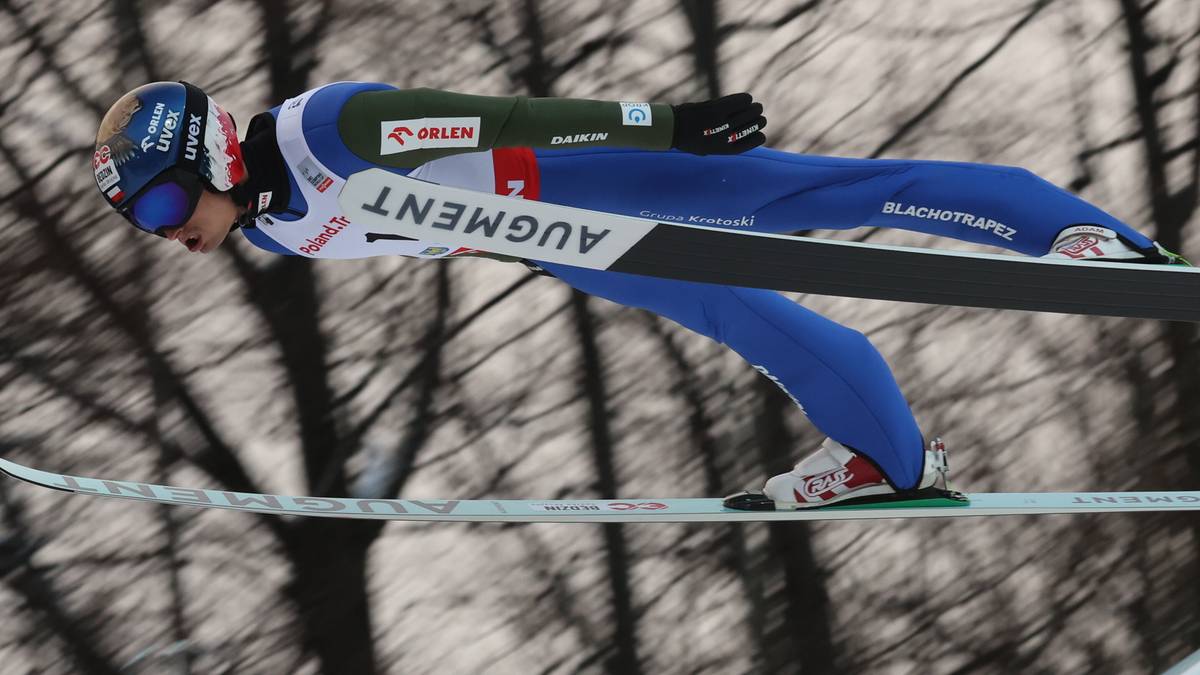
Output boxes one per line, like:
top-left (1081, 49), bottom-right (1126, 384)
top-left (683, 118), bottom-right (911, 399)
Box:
top-left (671, 93), bottom-right (766, 155)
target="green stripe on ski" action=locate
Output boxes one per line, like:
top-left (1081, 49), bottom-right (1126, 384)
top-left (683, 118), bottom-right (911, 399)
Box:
top-left (823, 496), bottom-right (970, 511)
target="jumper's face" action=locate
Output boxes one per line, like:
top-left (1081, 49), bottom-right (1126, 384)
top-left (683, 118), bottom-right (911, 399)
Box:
top-left (159, 188), bottom-right (241, 254)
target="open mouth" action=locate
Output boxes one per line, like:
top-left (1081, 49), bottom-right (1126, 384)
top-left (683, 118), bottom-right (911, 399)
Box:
top-left (185, 234), bottom-right (203, 252)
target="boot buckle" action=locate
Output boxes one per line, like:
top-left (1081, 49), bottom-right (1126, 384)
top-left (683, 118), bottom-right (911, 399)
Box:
top-left (930, 437), bottom-right (952, 491)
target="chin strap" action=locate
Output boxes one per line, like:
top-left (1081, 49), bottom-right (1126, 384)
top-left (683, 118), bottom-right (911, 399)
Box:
top-left (232, 209), bottom-right (256, 232)
top-left (218, 183), bottom-right (257, 231)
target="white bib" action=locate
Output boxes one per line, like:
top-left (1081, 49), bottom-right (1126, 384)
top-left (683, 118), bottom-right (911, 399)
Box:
top-left (251, 83), bottom-right (498, 260)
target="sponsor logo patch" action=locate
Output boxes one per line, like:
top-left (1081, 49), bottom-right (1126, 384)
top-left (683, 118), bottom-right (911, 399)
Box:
top-left (280, 94), bottom-right (309, 120)
top-left (379, 117), bottom-right (481, 155)
top-left (183, 113), bottom-right (201, 161)
top-left (551, 132), bottom-right (608, 145)
top-left (727, 124), bottom-right (758, 143)
top-left (298, 156), bottom-right (334, 193)
top-left (1058, 236), bottom-right (1102, 259)
top-left (799, 468), bottom-right (851, 500)
top-left (93, 145), bottom-right (121, 192)
top-left (298, 215), bottom-right (351, 256)
top-left (528, 502), bottom-right (670, 512)
top-left (1064, 225), bottom-right (1110, 237)
top-left (140, 103), bottom-right (182, 153)
top-left (530, 503), bottom-right (603, 512)
top-left (619, 102), bottom-right (652, 126)
top-left (639, 210), bottom-right (756, 227)
top-left (419, 246), bottom-right (450, 256)
top-left (357, 185), bottom-right (612, 256)
top-left (1072, 495), bottom-right (1200, 504)
top-left (257, 191), bottom-right (273, 213)
top-left (702, 123), bottom-right (730, 136)
top-left (882, 201), bottom-right (1018, 241)
top-left (606, 502), bottom-right (668, 511)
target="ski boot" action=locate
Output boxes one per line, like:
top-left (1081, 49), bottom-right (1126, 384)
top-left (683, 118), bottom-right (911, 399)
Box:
top-left (1043, 224), bottom-right (1192, 266)
top-left (724, 437), bottom-right (965, 511)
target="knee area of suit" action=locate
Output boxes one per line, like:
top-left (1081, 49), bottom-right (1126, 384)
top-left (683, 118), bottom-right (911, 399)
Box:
top-left (933, 161), bottom-right (1044, 189)
top-left (836, 327), bottom-right (885, 364)
top-left (694, 292), bottom-right (729, 343)
top-left (995, 164), bottom-right (1047, 188)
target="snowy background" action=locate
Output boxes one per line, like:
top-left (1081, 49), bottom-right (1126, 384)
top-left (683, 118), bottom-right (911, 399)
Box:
top-left (1, 0), bottom-right (1199, 673)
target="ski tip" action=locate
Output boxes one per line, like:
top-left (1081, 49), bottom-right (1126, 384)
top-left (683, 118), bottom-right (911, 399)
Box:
top-left (722, 490), bottom-right (777, 511)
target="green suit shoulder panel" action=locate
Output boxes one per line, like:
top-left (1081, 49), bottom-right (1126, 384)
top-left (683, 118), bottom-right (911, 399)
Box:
top-left (337, 87), bottom-right (673, 168)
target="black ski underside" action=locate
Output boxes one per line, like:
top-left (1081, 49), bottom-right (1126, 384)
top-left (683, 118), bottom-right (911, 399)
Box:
top-left (608, 225), bottom-right (1200, 322)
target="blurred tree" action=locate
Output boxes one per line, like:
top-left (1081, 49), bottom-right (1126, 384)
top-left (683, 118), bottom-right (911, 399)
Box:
top-left (0, 1), bottom-right (1197, 674)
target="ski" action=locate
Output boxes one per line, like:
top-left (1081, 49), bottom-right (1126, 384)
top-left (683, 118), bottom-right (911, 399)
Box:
top-left (339, 169), bottom-right (1200, 322)
top-left (4, 457), bottom-right (1200, 523)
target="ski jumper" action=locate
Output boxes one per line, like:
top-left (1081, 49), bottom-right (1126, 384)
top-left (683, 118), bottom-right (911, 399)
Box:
top-left (239, 82), bottom-right (1154, 490)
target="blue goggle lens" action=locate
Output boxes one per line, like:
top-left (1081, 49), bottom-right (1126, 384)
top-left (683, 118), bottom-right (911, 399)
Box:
top-left (130, 181), bottom-right (193, 233)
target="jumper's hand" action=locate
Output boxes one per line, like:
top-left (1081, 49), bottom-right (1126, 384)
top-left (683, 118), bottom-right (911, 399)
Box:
top-left (671, 93), bottom-right (766, 155)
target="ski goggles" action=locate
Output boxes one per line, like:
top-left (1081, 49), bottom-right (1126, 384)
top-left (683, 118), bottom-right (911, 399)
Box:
top-left (116, 167), bottom-right (206, 235)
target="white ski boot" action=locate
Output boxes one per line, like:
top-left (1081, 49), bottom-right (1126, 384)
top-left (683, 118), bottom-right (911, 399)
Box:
top-left (1043, 225), bottom-right (1191, 265)
top-left (724, 438), bottom-right (959, 511)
